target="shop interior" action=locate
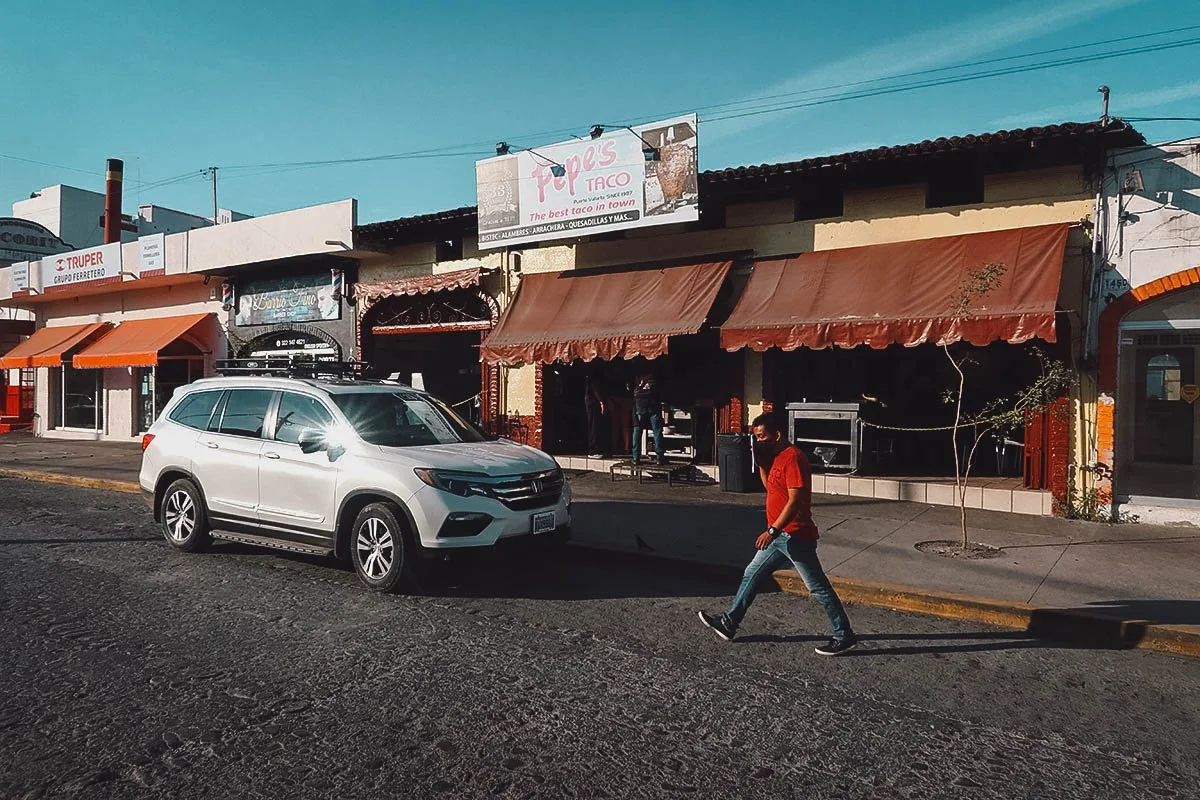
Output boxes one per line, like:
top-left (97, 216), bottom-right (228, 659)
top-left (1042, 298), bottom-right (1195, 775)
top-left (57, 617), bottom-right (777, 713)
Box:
top-left (540, 332), bottom-right (740, 463)
top-left (765, 340), bottom-right (1064, 478)
top-left (363, 329), bottom-right (484, 424)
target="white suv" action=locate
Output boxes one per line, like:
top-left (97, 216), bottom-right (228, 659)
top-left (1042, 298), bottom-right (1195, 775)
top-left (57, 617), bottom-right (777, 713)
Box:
top-left (139, 373), bottom-right (570, 592)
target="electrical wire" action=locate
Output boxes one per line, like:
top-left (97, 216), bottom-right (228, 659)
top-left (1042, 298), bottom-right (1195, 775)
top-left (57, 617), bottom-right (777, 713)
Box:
top-left (8, 26), bottom-right (1199, 192)
top-left (689, 23), bottom-right (1200, 117)
top-left (0, 153), bottom-right (100, 177)
top-left (704, 37), bottom-right (1200, 122)
top-left (1122, 117), bottom-right (1200, 123)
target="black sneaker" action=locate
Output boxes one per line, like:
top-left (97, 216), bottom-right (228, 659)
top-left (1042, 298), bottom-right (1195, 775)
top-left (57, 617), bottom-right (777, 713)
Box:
top-left (698, 611), bottom-right (735, 642)
top-left (814, 635), bottom-right (858, 656)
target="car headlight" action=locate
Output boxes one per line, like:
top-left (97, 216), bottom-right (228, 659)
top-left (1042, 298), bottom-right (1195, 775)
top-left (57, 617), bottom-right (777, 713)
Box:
top-left (414, 468), bottom-right (492, 498)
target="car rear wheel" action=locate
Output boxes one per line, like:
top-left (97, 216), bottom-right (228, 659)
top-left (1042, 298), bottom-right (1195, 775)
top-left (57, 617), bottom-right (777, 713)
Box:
top-left (161, 478), bottom-right (212, 553)
top-left (351, 502), bottom-right (416, 593)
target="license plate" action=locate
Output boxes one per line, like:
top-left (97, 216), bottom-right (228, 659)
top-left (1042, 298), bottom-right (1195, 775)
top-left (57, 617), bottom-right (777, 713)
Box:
top-left (531, 511), bottom-right (555, 534)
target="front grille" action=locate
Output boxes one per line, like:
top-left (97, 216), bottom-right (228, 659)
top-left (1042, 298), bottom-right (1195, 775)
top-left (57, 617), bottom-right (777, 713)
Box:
top-left (490, 470), bottom-right (564, 511)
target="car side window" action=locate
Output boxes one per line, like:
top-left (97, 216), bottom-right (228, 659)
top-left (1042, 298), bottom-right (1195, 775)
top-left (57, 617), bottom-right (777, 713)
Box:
top-left (168, 391), bottom-right (222, 431)
top-left (215, 389), bottom-right (274, 438)
top-left (274, 392), bottom-right (334, 445)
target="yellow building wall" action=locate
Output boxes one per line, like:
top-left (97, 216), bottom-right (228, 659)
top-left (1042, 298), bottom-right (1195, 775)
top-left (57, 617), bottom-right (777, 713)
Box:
top-left (361, 165), bottom-right (1094, 472)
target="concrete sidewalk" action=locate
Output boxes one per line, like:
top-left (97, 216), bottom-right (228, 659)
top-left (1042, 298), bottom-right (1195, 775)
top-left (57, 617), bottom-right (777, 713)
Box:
top-left (2, 431), bottom-right (1198, 657)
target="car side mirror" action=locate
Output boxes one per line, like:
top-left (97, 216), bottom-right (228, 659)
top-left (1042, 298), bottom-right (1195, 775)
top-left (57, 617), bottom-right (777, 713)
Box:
top-left (297, 429), bottom-right (326, 454)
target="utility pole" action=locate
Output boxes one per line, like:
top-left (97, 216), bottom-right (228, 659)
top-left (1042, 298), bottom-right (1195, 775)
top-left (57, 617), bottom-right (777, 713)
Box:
top-left (207, 166), bottom-right (219, 224)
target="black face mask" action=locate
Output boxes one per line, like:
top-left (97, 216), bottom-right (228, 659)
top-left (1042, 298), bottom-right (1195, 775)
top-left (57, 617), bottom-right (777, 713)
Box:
top-left (752, 440), bottom-right (777, 465)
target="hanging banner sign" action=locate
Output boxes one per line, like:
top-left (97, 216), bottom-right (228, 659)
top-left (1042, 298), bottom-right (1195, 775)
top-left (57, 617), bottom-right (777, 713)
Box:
top-left (475, 114), bottom-right (699, 250)
top-left (235, 273), bottom-right (341, 326)
top-left (40, 242), bottom-right (122, 289)
top-left (11, 261), bottom-right (30, 292)
top-left (138, 233), bottom-right (165, 275)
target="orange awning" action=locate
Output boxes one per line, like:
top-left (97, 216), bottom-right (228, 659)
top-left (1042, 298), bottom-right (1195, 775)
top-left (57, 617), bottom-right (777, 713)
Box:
top-left (721, 225), bottom-right (1069, 352)
top-left (0, 322), bottom-right (112, 369)
top-left (481, 261), bottom-right (732, 365)
top-left (72, 313), bottom-right (212, 369)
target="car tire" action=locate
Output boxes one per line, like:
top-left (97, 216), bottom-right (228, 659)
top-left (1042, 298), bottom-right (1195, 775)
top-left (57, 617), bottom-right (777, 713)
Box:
top-left (350, 502), bottom-right (417, 593)
top-left (160, 478), bottom-right (212, 553)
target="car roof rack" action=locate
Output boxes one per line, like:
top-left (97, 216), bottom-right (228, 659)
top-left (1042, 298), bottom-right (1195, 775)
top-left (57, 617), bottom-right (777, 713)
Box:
top-left (213, 357), bottom-right (368, 381)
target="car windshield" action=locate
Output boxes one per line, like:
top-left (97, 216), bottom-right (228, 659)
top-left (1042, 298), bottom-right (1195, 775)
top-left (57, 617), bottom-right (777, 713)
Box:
top-left (332, 391), bottom-right (486, 447)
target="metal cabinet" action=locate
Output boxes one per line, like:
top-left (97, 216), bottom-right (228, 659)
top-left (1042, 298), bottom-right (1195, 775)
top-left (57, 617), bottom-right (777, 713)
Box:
top-left (784, 402), bottom-right (861, 472)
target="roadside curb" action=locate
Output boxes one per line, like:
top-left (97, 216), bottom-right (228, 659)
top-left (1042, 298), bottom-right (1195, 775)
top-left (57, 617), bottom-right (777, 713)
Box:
top-left (571, 542), bottom-right (1200, 659)
top-left (0, 468), bottom-right (140, 495)
top-left (2, 467), bottom-right (1195, 659)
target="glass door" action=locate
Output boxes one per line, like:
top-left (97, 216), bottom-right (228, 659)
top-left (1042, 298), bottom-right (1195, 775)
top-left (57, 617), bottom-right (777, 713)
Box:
top-left (135, 367), bottom-right (156, 433)
top-left (1134, 347), bottom-right (1195, 464)
top-left (61, 366), bottom-right (103, 431)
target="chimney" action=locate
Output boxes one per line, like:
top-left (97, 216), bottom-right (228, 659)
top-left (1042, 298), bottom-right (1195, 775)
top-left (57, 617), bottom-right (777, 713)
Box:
top-left (103, 158), bottom-right (123, 244)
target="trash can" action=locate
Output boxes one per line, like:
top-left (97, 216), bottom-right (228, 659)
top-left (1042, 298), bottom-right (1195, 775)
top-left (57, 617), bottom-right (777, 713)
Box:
top-left (717, 433), bottom-right (753, 492)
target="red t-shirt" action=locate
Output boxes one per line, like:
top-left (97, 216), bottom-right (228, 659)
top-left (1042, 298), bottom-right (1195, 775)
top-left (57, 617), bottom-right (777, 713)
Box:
top-left (764, 446), bottom-right (819, 541)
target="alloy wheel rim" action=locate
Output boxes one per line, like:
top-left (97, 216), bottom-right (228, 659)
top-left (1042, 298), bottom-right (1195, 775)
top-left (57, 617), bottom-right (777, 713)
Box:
top-left (356, 516), bottom-right (395, 580)
top-left (164, 490), bottom-right (196, 542)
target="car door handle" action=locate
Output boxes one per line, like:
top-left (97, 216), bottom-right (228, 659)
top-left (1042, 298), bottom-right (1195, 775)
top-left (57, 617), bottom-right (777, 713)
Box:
top-left (264, 452), bottom-right (280, 459)
top-left (204, 441), bottom-right (219, 449)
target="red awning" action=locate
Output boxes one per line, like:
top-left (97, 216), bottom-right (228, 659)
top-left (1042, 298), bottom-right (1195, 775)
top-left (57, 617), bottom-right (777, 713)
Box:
top-left (72, 313), bottom-right (211, 368)
top-left (481, 261), bottom-right (732, 365)
top-left (721, 225), bottom-right (1069, 351)
top-left (354, 268), bottom-right (482, 305)
top-left (0, 322), bottom-right (112, 369)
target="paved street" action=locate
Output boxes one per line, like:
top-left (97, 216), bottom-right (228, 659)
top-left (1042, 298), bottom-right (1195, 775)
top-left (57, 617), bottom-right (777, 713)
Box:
top-left (0, 478), bottom-right (1196, 799)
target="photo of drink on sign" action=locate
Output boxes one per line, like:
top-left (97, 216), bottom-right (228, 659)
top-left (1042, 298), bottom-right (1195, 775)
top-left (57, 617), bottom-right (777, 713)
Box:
top-left (640, 120), bottom-right (697, 218)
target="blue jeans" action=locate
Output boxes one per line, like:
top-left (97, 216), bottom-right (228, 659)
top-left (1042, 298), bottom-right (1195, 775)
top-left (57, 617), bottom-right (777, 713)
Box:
top-left (632, 406), bottom-right (663, 459)
top-left (724, 534), bottom-right (852, 639)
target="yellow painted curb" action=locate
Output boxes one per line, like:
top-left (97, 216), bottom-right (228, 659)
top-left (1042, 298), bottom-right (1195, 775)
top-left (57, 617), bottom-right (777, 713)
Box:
top-left (0, 468), bottom-right (140, 495)
top-left (772, 569), bottom-right (1200, 659)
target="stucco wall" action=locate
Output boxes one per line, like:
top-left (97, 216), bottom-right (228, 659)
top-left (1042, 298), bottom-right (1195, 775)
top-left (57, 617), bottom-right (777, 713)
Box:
top-left (499, 166), bottom-right (1095, 428)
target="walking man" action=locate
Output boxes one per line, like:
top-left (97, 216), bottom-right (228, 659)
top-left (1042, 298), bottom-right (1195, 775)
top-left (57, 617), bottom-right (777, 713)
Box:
top-left (699, 412), bottom-right (858, 656)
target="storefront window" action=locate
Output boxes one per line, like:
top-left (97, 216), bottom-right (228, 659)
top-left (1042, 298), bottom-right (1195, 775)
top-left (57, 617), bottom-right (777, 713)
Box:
top-left (61, 366), bottom-right (103, 430)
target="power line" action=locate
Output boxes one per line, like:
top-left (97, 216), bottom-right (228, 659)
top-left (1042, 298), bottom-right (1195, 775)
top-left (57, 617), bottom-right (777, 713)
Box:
top-left (691, 23), bottom-right (1200, 117)
top-left (0, 153), bottom-right (100, 177)
top-left (704, 37), bottom-right (1200, 122)
top-left (212, 29), bottom-right (1200, 180)
top-left (1123, 117), bottom-right (1200, 123)
top-left (7, 25), bottom-right (1199, 195)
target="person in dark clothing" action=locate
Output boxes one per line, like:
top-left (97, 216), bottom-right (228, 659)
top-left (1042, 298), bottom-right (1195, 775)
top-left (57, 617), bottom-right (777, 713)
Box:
top-left (584, 373), bottom-right (607, 458)
top-left (698, 411), bottom-right (857, 656)
top-left (631, 370), bottom-right (666, 465)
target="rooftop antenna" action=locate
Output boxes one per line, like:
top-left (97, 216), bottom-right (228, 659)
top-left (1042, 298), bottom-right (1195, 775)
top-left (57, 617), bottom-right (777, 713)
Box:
top-left (1098, 85), bottom-right (1111, 125)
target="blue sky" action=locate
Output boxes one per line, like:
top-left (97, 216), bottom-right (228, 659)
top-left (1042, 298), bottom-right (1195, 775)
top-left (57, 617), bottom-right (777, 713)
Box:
top-left (3, 0), bottom-right (1199, 225)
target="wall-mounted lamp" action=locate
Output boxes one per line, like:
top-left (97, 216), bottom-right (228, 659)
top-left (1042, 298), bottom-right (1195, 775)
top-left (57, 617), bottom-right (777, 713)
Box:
top-left (589, 124), bottom-right (604, 139)
top-left (1121, 169), bottom-right (1144, 194)
top-left (117, 271), bottom-right (139, 280)
top-left (496, 142), bottom-right (511, 156)
top-left (325, 239), bottom-right (352, 250)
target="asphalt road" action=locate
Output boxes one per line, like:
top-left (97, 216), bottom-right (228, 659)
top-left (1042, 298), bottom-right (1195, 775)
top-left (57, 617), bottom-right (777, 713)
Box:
top-left (0, 478), bottom-right (1196, 800)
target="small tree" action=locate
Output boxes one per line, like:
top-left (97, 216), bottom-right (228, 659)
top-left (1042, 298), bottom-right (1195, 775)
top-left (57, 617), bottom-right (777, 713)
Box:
top-left (942, 264), bottom-right (1073, 550)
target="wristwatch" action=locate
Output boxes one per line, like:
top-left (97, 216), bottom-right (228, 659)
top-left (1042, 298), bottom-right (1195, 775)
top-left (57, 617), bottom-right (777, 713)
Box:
top-left (767, 526), bottom-right (783, 538)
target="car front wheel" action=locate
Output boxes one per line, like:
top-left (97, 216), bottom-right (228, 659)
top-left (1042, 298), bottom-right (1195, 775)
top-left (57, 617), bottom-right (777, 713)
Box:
top-left (160, 478), bottom-right (212, 553)
top-left (351, 502), bottom-right (416, 593)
